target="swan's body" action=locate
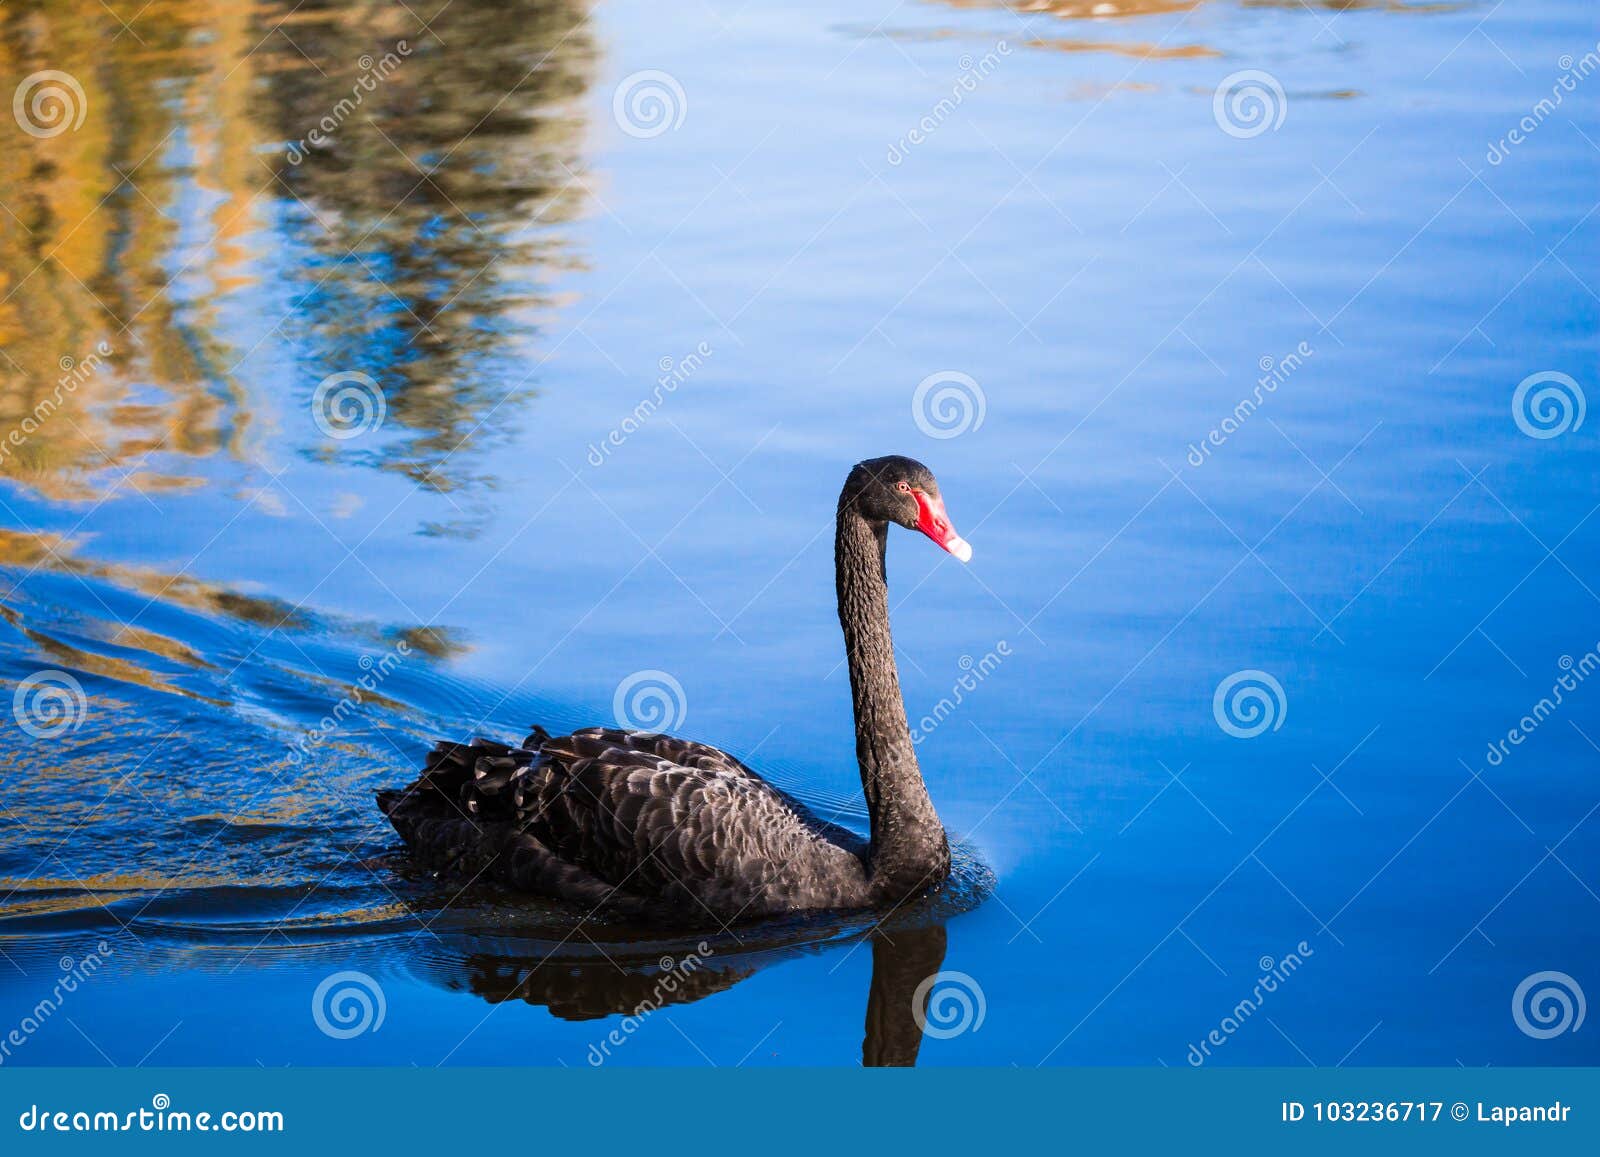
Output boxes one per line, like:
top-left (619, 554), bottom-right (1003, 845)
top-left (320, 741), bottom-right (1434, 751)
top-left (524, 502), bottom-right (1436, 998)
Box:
top-left (378, 456), bottom-right (971, 922)
top-left (380, 727), bottom-right (878, 919)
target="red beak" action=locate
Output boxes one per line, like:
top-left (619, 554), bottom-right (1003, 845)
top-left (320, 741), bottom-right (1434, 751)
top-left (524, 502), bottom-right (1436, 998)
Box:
top-left (912, 491), bottom-right (973, 563)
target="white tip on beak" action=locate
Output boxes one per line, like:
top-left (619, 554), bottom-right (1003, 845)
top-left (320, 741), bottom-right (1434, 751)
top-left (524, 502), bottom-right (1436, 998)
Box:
top-left (949, 537), bottom-right (973, 564)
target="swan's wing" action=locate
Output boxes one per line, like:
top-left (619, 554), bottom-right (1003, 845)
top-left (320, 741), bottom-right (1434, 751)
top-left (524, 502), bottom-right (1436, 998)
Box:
top-left (522, 729), bottom-right (866, 914)
top-left (563, 728), bottom-right (870, 850)
top-left (561, 727), bottom-right (765, 781)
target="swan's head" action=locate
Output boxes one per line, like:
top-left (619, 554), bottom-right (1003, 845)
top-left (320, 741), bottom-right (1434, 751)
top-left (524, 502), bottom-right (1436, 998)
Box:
top-left (847, 455), bottom-right (972, 563)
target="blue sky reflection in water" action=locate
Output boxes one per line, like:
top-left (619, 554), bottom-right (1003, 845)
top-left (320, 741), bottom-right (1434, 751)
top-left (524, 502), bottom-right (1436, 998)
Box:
top-left (0, 0), bottom-right (1597, 1067)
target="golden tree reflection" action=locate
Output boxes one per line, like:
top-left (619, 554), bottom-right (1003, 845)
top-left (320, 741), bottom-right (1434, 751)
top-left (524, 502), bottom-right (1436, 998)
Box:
top-left (255, 0), bottom-right (594, 503)
top-left (0, 0), bottom-right (592, 509)
top-left (0, 1), bottom-right (228, 500)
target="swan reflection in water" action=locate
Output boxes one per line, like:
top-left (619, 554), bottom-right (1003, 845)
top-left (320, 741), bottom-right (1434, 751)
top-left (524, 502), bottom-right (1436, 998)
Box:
top-left (396, 838), bottom-right (990, 1066)
top-left (424, 920), bottom-right (952, 1067)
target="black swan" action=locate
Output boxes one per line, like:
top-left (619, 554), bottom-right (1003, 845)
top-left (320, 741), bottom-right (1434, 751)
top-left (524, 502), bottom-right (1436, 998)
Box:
top-left (378, 455), bottom-right (972, 922)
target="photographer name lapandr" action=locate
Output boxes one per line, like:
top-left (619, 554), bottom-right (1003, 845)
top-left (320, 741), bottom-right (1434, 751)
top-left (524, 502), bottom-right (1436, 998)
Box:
top-left (1477, 1102), bottom-right (1572, 1127)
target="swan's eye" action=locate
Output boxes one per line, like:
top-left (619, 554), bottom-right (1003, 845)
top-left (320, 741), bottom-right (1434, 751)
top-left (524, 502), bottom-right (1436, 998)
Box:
top-left (896, 480), bottom-right (911, 494)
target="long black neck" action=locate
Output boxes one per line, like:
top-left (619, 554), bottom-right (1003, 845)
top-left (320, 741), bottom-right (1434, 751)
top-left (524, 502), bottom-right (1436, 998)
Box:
top-left (835, 498), bottom-right (949, 896)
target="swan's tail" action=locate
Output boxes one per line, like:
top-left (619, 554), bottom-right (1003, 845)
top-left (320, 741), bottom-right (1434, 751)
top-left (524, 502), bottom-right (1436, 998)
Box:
top-left (379, 725), bottom-right (552, 823)
top-left (376, 725), bottom-right (655, 919)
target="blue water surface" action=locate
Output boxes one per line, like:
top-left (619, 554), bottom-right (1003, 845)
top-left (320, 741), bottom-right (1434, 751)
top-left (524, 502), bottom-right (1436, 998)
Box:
top-left (0, 0), bottom-right (1596, 1067)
